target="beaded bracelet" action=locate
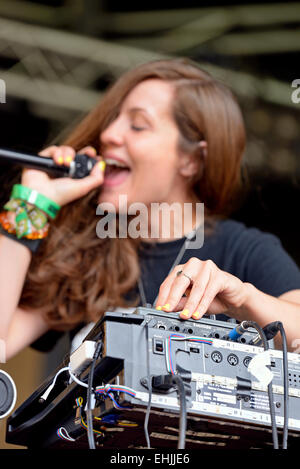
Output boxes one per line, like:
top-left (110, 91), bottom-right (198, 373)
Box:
top-left (0, 208), bottom-right (49, 239)
top-left (0, 184), bottom-right (60, 252)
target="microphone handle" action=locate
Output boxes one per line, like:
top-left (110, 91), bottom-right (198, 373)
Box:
top-left (0, 149), bottom-right (98, 179)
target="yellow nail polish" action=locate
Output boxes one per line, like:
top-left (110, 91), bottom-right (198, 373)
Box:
top-left (181, 309), bottom-right (189, 318)
top-left (98, 161), bottom-right (106, 172)
top-left (58, 156), bottom-right (64, 165)
top-left (156, 306), bottom-right (162, 311)
top-left (193, 311), bottom-right (201, 319)
top-left (65, 155), bottom-right (73, 163)
top-left (163, 304), bottom-right (170, 311)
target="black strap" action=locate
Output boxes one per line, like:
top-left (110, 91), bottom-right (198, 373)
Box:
top-left (0, 225), bottom-right (43, 253)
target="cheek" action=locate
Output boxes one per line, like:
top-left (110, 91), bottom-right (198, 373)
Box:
top-left (133, 159), bottom-right (176, 192)
top-left (133, 148), bottom-right (178, 178)
top-left (128, 136), bottom-right (181, 193)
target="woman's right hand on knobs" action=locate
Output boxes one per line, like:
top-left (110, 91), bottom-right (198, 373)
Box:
top-left (21, 145), bottom-right (106, 207)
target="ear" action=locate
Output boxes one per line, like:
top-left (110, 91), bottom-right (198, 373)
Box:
top-left (199, 140), bottom-right (208, 159)
top-left (178, 141), bottom-right (207, 178)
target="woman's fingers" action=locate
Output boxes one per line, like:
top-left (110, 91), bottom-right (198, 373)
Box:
top-left (59, 159), bottom-right (106, 201)
top-left (156, 259), bottom-right (210, 314)
top-left (155, 265), bottom-right (185, 310)
top-left (25, 144), bottom-right (105, 206)
top-left (156, 258), bottom-right (230, 320)
top-left (38, 145), bottom-right (58, 158)
top-left (60, 145), bottom-right (99, 167)
top-left (38, 145), bottom-right (99, 167)
top-left (78, 146), bottom-right (98, 158)
top-left (189, 273), bottom-right (224, 320)
top-left (178, 265), bottom-right (212, 319)
top-left (54, 146), bottom-right (76, 166)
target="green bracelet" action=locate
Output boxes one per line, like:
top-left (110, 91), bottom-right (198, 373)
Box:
top-left (10, 184), bottom-right (60, 219)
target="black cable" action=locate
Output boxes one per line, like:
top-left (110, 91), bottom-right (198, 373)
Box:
top-left (252, 320), bottom-right (289, 449)
top-left (171, 375), bottom-right (187, 450)
top-left (243, 321), bottom-right (279, 449)
top-left (151, 373), bottom-right (187, 449)
top-left (86, 340), bottom-right (102, 450)
top-left (144, 321), bottom-right (152, 448)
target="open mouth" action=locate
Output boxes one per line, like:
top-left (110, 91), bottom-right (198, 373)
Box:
top-left (103, 158), bottom-right (131, 187)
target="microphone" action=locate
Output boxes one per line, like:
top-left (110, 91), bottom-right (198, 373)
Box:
top-left (0, 148), bottom-right (98, 179)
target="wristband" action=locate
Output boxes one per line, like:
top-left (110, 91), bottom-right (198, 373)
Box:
top-left (11, 184), bottom-right (60, 219)
top-left (0, 225), bottom-right (43, 253)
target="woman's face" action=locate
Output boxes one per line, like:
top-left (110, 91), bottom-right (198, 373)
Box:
top-left (99, 79), bottom-right (195, 212)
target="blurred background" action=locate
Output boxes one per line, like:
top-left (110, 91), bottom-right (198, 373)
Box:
top-left (0, 0), bottom-right (299, 448)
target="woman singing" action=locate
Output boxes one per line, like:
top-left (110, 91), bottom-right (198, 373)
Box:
top-left (1, 58), bottom-right (300, 359)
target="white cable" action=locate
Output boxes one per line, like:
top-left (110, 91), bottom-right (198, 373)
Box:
top-left (57, 427), bottom-right (75, 442)
top-left (165, 337), bottom-right (171, 373)
top-left (40, 365), bottom-right (89, 403)
top-left (95, 384), bottom-right (136, 395)
top-left (40, 366), bottom-right (138, 407)
top-left (68, 368), bottom-right (89, 388)
top-left (39, 366), bottom-right (70, 401)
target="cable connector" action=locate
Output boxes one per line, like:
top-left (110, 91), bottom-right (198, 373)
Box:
top-left (226, 321), bottom-right (249, 341)
top-left (249, 321), bottom-right (281, 346)
top-left (69, 340), bottom-right (98, 376)
top-left (152, 374), bottom-right (175, 391)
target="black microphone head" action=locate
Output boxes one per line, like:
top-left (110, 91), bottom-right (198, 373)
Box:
top-left (71, 153), bottom-right (98, 179)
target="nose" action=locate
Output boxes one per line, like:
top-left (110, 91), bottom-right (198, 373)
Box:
top-left (100, 115), bottom-right (124, 148)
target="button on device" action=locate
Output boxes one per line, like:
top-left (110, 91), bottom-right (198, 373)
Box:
top-left (153, 338), bottom-right (164, 354)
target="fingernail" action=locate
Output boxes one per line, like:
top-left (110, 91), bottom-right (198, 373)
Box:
top-left (65, 155), bottom-right (73, 164)
top-left (192, 311), bottom-right (201, 319)
top-left (156, 306), bottom-right (162, 311)
top-left (90, 147), bottom-right (97, 154)
top-left (181, 309), bottom-right (189, 318)
top-left (162, 304), bottom-right (170, 311)
top-left (98, 161), bottom-right (106, 172)
top-left (58, 156), bottom-right (64, 165)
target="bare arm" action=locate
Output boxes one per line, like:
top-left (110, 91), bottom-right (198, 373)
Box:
top-left (0, 145), bottom-right (104, 360)
top-left (4, 306), bottom-right (50, 361)
top-left (156, 258), bottom-right (300, 352)
top-left (0, 235), bottom-right (50, 360)
top-left (0, 235), bottom-right (32, 340)
top-left (242, 287), bottom-right (300, 352)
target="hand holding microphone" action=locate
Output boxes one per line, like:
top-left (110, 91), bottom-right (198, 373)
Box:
top-left (0, 145), bottom-right (106, 250)
top-left (18, 145), bottom-right (106, 207)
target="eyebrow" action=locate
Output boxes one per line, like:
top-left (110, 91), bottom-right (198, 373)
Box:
top-left (128, 107), bottom-right (152, 118)
top-left (126, 107), bottom-right (155, 128)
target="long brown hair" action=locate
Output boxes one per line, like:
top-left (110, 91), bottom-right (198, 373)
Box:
top-left (19, 58), bottom-right (246, 330)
